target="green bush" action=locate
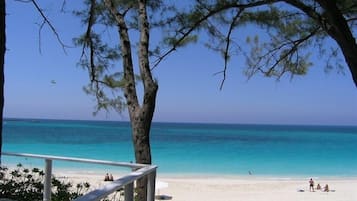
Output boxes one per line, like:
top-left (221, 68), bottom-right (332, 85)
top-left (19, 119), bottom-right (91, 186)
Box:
top-left (0, 164), bottom-right (90, 201)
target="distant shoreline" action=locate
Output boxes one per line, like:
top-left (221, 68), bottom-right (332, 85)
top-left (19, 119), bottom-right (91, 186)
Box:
top-left (4, 117), bottom-right (357, 127)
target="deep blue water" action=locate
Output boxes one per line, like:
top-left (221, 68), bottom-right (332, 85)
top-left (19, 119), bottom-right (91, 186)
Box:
top-left (2, 118), bottom-right (357, 177)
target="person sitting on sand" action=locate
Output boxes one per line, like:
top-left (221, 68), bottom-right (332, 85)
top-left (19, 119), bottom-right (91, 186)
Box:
top-left (309, 178), bottom-right (314, 192)
top-left (104, 173), bottom-right (110, 181)
top-left (109, 174), bottom-right (114, 181)
top-left (316, 183), bottom-right (321, 190)
top-left (324, 184), bottom-right (329, 192)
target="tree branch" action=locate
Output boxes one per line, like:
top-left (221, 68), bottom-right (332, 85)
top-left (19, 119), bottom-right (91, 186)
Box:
top-left (283, 0), bottom-right (322, 21)
top-left (152, 0), bottom-right (282, 70)
top-left (30, 0), bottom-right (69, 54)
top-left (104, 0), bottom-right (139, 108)
top-left (219, 9), bottom-right (244, 90)
top-left (248, 27), bottom-right (320, 79)
top-left (82, 0), bottom-right (97, 82)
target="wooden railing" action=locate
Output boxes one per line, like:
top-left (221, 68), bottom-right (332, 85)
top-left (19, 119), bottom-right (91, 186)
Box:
top-left (2, 152), bottom-right (157, 201)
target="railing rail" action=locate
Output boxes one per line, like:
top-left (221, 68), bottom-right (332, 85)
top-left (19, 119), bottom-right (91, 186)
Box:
top-left (1, 152), bottom-right (157, 201)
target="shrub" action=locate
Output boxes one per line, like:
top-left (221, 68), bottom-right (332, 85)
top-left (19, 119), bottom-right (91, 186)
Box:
top-left (0, 164), bottom-right (90, 201)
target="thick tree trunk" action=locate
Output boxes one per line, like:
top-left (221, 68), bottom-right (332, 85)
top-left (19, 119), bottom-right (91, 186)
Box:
top-left (132, 1), bottom-right (159, 200)
top-left (104, 1), bottom-right (158, 200)
top-left (315, 0), bottom-right (357, 87)
top-left (129, 89), bottom-right (157, 201)
top-left (0, 0), bottom-right (5, 165)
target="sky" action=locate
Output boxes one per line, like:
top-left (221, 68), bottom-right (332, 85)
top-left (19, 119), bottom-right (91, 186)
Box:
top-left (4, 1), bottom-right (357, 126)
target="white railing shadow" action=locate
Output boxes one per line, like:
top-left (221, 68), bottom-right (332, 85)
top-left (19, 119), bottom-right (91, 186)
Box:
top-left (2, 152), bottom-right (157, 201)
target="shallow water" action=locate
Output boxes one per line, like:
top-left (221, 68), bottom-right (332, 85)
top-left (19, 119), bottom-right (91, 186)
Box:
top-left (3, 119), bottom-right (357, 177)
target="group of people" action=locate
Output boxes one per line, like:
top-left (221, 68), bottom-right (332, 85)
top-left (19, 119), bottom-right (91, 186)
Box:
top-left (104, 173), bottom-right (114, 181)
top-left (309, 178), bottom-right (329, 192)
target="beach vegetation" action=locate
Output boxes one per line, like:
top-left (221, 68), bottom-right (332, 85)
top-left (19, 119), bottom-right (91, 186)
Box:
top-left (0, 164), bottom-right (91, 201)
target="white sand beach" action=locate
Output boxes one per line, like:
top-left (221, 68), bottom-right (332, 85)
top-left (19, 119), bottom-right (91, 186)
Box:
top-left (55, 171), bottom-right (357, 201)
top-left (156, 177), bottom-right (357, 201)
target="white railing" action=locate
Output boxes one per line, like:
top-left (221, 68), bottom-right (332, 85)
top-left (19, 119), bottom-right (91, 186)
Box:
top-left (1, 152), bottom-right (157, 201)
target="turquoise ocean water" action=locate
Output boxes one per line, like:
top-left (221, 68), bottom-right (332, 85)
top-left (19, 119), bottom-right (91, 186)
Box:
top-left (2, 118), bottom-right (357, 177)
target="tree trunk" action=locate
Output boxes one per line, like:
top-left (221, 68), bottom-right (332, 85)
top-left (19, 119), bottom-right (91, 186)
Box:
top-left (315, 0), bottom-right (357, 87)
top-left (131, 1), bottom-right (159, 200)
top-left (129, 96), bottom-right (157, 201)
top-left (0, 0), bottom-right (5, 165)
top-left (104, 1), bottom-right (158, 200)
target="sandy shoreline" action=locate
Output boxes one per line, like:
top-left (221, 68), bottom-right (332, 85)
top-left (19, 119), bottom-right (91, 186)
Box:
top-left (51, 170), bottom-right (357, 201)
top-left (156, 177), bottom-right (357, 201)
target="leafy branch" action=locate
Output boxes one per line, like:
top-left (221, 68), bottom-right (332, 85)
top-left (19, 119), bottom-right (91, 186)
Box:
top-left (152, 0), bottom-right (281, 70)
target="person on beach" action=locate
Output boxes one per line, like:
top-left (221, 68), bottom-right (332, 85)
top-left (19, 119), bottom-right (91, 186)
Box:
top-left (324, 184), bottom-right (329, 192)
top-left (316, 183), bottom-right (321, 190)
top-left (104, 173), bottom-right (110, 181)
top-left (109, 174), bottom-right (114, 181)
top-left (309, 178), bottom-right (314, 192)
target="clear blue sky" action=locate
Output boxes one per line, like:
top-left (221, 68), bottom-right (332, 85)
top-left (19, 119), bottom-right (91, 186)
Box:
top-left (4, 1), bottom-right (357, 125)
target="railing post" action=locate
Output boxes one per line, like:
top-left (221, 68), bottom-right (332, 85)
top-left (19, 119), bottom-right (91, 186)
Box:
top-left (146, 170), bottom-right (156, 201)
top-left (124, 182), bottom-right (134, 201)
top-left (3, 152), bottom-right (158, 201)
top-left (43, 159), bottom-right (52, 201)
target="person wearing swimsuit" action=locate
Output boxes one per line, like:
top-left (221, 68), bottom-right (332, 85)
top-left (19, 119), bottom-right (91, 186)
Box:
top-left (309, 178), bottom-right (314, 192)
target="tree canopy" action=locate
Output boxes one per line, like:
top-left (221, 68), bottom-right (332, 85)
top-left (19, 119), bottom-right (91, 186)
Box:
top-left (158, 0), bottom-right (357, 88)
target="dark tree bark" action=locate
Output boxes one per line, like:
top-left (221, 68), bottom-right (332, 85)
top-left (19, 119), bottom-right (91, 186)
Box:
top-left (315, 0), bottom-right (357, 87)
top-left (104, 0), bottom-right (158, 200)
top-left (133, 1), bottom-right (159, 200)
top-left (0, 0), bottom-right (5, 165)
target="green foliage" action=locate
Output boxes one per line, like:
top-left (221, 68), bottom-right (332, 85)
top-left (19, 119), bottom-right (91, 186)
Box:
top-left (212, 4), bottom-right (318, 79)
top-left (158, 0), bottom-right (356, 85)
top-left (0, 164), bottom-right (90, 201)
top-left (74, 0), bottom-right (164, 115)
top-left (163, 35), bottom-right (198, 47)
